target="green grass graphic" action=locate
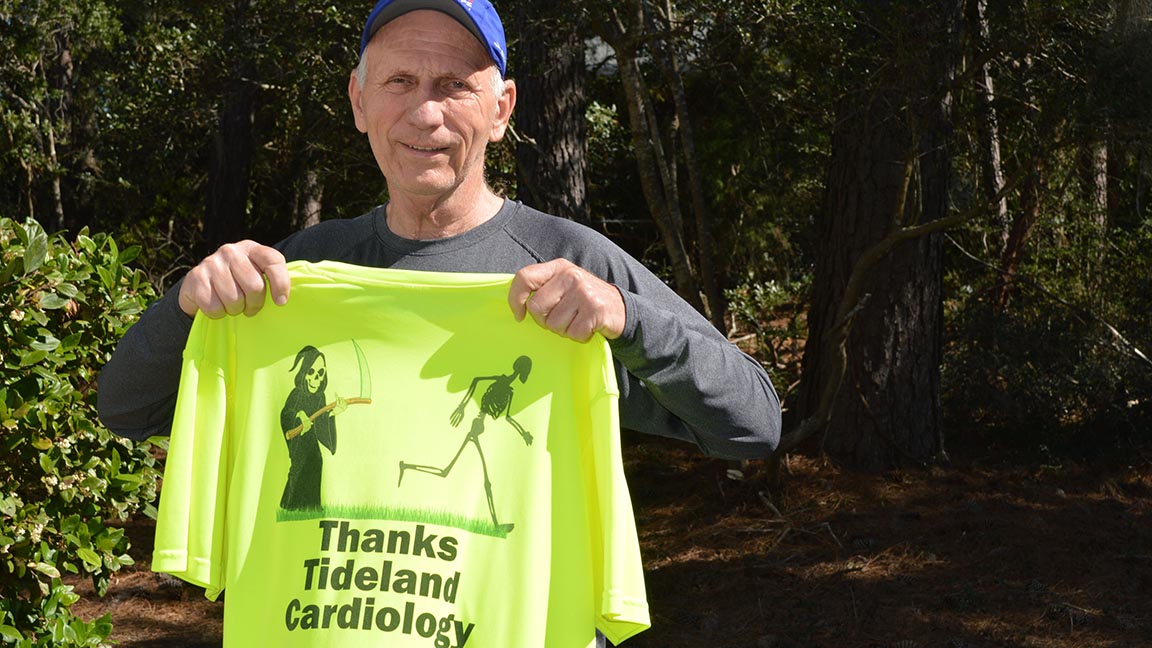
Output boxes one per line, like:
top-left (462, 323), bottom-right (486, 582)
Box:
top-left (276, 503), bottom-right (512, 538)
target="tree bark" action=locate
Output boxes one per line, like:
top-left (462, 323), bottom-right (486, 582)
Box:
top-left (992, 166), bottom-right (1043, 311)
top-left (297, 168), bottom-right (323, 229)
top-left (966, 0), bottom-right (1009, 252)
top-left (1090, 137), bottom-right (1108, 267)
top-left (652, 0), bottom-right (726, 331)
top-left (512, 4), bottom-right (589, 224)
top-left (598, 3), bottom-right (704, 312)
top-left (43, 32), bottom-right (73, 234)
top-left (796, 1), bottom-right (960, 470)
top-left (45, 119), bottom-right (65, 234)
top-left (204, 0), bottom-right (259, 252)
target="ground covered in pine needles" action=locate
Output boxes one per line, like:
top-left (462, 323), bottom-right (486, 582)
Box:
top-left (71, 433), bottom-right (1152, 647)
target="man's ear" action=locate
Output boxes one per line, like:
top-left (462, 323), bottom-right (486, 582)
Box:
top-left (489, 79), bottom-right (517, 143)
top-left (349, 70), bottom-right (368, 134)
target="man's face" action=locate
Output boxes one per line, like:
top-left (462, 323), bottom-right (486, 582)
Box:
top-left (349, 10), bottom-right (514, 203)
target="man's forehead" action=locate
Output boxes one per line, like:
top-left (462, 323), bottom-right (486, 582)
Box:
top-left (366, 13), bottom-right (494, 77)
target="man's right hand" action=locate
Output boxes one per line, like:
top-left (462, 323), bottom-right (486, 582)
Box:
top-left (177, 241), bottom-right (290, 318)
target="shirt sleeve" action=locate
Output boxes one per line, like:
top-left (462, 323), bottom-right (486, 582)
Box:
top-left (588, 340), bottom-right (651, 643)
top-left (510, 207), bottom-right (782, 460)
top-left (97, 283), bottom-right (194, 441)
top-left (608, 286), bottom-right (782, 460)
top-left (150, 315), bottom-right (230, 600)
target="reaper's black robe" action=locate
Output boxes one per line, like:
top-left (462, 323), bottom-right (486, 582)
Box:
top-left (279, 388), bottom-right (336, 510)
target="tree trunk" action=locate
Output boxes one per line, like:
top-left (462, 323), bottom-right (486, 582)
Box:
top-left (1090, 137), bottom-right (1108, 267)
top-left (653, 0), bottom-right (726, 331)
top-left (598, 3), bottom-right (705, 312)
top-left (796, 1), bottom-right (959, 470)
top-left (966, 0), bottom-right (1009, 252)
top-left (297, 168), bottom-right (323, 229)
top-left (43, 32), bottom-right (73, 234)
top-left (204, 0), bottom-right (259, 252)
top-left (512, 4), bottom-right (589, 224)
top-left (992, 166), bottom-right (1043, 311)
top-left (45, 120), bottom-right (65, 234)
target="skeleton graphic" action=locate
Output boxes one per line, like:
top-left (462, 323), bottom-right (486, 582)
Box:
top-left (398, 355), bottom-right (534, 534)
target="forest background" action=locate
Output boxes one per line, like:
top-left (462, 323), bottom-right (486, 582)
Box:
top-left (2, 0), bottom-right (1152, 646)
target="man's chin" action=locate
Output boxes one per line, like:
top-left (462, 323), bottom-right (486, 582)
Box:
top-left (388, 173), bottom-right (468, 200)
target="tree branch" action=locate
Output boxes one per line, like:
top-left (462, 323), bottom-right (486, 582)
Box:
top-left (775, 164), bottom-right (1025, 455)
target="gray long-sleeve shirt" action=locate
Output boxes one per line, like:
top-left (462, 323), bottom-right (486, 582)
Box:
top-left (97, 200), bottom-right (780, 459)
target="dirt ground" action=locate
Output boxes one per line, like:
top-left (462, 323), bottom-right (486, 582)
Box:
top-left (71, 432), bottom-right (1152, 648)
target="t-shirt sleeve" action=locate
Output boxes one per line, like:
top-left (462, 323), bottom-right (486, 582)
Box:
top-left (150, 315), bottom-right (230, 601)
top-left (588, 339), bottom-right (651, 643)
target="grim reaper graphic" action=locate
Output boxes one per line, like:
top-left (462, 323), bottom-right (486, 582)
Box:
top-left (279, 345), bottom-right (347, 511)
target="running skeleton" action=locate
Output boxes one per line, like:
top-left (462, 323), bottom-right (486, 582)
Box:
top-left (398, 356), bottom-right (533, 534)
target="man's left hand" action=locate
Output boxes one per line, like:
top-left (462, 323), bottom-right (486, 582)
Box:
top-left (508, 259), bottom-right (626, 343)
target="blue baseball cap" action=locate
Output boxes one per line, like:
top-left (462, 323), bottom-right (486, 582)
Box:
top-left (359, 0), bottom-right (508, 77)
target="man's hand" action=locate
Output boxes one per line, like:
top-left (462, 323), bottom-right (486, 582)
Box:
top-left (508, 259), bottom-right (626, 343)
top-left (177, 241), bottom-right (289, 318)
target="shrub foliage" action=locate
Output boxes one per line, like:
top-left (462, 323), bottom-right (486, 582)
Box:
top-left (0, 218), bottom-right (160, 646)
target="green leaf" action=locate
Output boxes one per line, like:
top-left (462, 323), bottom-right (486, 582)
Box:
top-left (76, 234), bottom-right (95, 253)
top-left (95, 266), bottom-right (114, 290)
top-left (23, 225), bottom-right (48, 274)
top-left (31, 438), bottom-right (53, 451)
top-left (112, 472), bottom-right (140, 485)
top-left (38, 452), bottom-right (56, 475)
top-left (31, 562), bottom-right (61, 579)
top-left (89, 614), bottom-right (113, 641)
top-left (117, 245), bottom-right (141, 264)
top-left (60, 332), bottom-right (83, 350)
top-left (0, 625), bottom-right (22, 642)
top-left (0, 258), bottom-right (19, 284)
top-left (31, 336), bottom-right (60, 352)
top-left (37, 293), bottom-right (70, 310)
top-left (76, 548), bottom-right (101, 568)
top-left (19, 349), bottom-right (48, 366)
top-left (61, 515), bottom-right (82, 535)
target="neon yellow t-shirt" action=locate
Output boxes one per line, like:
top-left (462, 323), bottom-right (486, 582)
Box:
top-left (152, 261), bottom-right (650, 647)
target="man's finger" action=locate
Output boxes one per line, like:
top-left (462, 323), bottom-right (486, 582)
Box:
top-left (249, 245), bottom-right (290, 307)
top-left (508, 260), bottom-right (565, 321)
top-left (542, 293), bottom-right (580, 338)
top-left (176, 241), bottom-right (288, 319)
top-left (221, 243), bottom-right (283, 317)
top-left (181, 269), bottom-right (226, 319)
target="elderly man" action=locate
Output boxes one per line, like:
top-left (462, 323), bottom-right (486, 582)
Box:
top-left (99, 2), bottom-right (779, 641)
top-left (100, 0), bottom-right (780, 460)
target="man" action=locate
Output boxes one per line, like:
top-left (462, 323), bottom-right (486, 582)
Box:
top-left (100, 0), bottom-right (780, 461)
top-left (99, 1), bottom-right (780, 644)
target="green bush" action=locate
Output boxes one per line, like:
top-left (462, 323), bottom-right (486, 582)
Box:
top-left (724, 275), bottom-right (809, 404)
top-left (943, 219), bottom-right (1152, 458)
top-left (0, 218), bottom-right (161, 646)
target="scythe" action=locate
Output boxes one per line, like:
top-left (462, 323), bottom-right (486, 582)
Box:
top-left (284, 339), bottom-right (372, 440)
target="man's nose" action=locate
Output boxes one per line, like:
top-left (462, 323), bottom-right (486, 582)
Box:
top-left (406, 87), bottom-right (446, 128)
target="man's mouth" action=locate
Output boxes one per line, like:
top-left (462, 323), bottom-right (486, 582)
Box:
top-left (405, 144), bottom-right (447, 153)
